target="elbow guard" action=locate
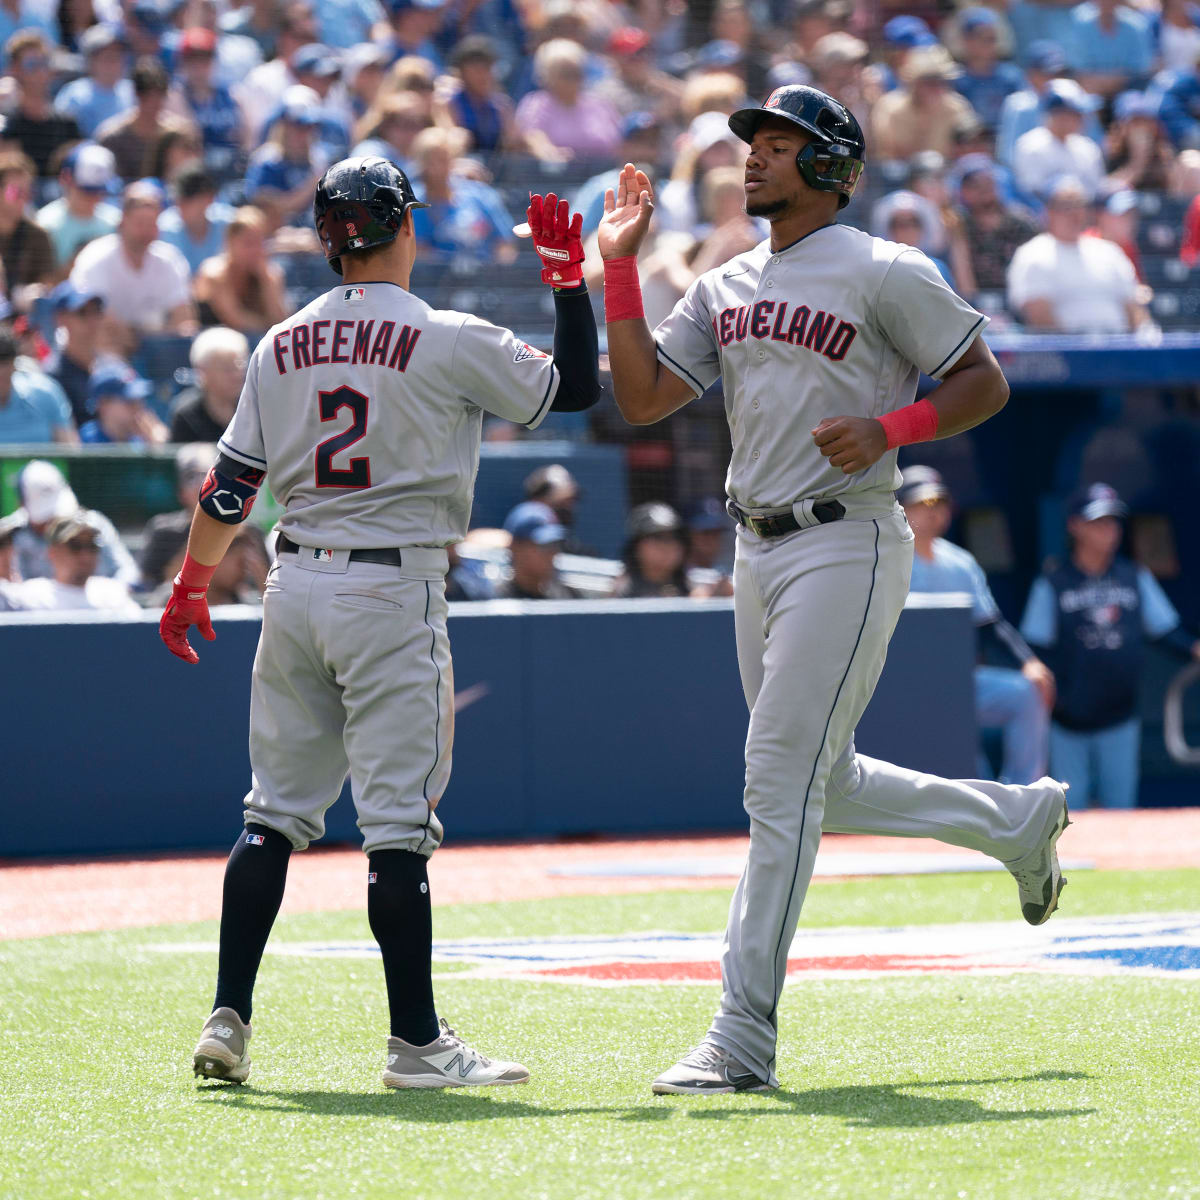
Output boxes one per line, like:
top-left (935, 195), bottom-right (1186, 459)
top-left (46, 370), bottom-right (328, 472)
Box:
top-left (198, 454), bottom-right (266, 525)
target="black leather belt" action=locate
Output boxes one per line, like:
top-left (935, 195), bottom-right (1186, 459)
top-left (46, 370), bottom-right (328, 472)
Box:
top-left (276, 534), bottom-right (404, 567)
top-left (727, 498), bottom-right (846, 538)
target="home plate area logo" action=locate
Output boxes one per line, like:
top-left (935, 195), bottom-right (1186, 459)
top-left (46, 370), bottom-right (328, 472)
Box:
top-left (244, 914), bottom-right (1200, 982)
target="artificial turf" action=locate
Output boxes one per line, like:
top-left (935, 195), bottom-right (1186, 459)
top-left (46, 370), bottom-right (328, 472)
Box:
top-left (1, 869), bottom-right (1196, 1200)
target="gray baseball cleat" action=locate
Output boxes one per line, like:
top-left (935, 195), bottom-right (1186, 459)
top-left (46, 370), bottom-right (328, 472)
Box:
top-left (193, 1006), bottom-right (251, 1083)
top-left (1007, 779), bottom-right (1071, 926)
top-left (651, 1041), bottom-right (773, 1095)
top-left (382, 1019), bottom-right (529, 1089)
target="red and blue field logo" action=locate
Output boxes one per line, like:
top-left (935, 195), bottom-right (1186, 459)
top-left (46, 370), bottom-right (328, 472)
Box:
top-left (228, 914), bottom-right (1200, 982)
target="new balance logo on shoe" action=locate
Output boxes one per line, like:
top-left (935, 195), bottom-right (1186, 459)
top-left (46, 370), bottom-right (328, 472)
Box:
top-left (211, 1025), bottom-right (234, 1039)
top-left (443, 1053), bottom-right (477, 1079)
top-left (387, 1054), bottom-right (398, 1067)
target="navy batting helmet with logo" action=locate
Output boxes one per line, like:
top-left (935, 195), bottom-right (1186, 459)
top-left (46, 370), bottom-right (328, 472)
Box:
top-left (313, 156), bottom-right (429, 275)
top-left (727, 85), bottom-right (866, 208)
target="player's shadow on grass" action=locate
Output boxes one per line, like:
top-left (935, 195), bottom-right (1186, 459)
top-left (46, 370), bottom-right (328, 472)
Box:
top-left (687, 1070), bottom-right (1095, 1127)
top-left (195, 1087), bottom-right (673, 1122)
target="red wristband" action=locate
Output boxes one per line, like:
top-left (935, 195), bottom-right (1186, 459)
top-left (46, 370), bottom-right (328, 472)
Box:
top-left (603, 255), bottom-right (644, 323)
top-left (877, 398), bottom-right (939, 449)
top-left (177, 552), bottom-right (217, 593)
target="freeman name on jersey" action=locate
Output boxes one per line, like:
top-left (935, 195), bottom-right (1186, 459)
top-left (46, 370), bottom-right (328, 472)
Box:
top-left (272, 318), bottom-right (422, 376)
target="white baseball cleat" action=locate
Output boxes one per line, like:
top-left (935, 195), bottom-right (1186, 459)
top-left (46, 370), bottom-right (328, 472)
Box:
top-left (1007, 779), bottom-right (1071, 926)
top-left (382, 1019), bottom-right (529, 1089)
top-left (193, 1006), bottom-right (251, 1083)
top-left (651, 1041), bottom-right (774, 1095)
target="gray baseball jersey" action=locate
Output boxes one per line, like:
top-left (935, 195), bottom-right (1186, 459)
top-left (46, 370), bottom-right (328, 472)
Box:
top-left (653, 223), bottom-right (987, 509)
top-left (643, 222), bottom-right (1066, 1090)
top-left (217, 280), bottom-right (559, 860)
top-left (219, 281), bottom-right (559, 548)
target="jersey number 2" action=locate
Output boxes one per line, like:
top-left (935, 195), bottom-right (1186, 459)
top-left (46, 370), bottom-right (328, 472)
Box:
top-left (315, 386), bottom-right (371, 489)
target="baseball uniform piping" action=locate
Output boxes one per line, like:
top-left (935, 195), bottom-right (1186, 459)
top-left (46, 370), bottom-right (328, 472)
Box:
top-left (418, 580), bottom-right (441, 852)
top-left (217, 439), bottom-right (268, 467)
top-left (525, 367), bottom-right (557, 427)
top-left (766, 518), bottom-right (880, 1033)
top-left (656, 346), bottom-right (705, 395)
top-left (930, 315), bottom-right (985, 378)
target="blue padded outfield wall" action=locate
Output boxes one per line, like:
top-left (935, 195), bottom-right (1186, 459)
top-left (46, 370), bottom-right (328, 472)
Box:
top-left (0, 598), bottom-right (975, 858)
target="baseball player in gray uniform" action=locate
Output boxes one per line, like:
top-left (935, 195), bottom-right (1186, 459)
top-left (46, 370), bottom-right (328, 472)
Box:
top-left (159, 158), bottom-right (599, 1088)
top-left (597, 86), bottom-right (1071, 1095)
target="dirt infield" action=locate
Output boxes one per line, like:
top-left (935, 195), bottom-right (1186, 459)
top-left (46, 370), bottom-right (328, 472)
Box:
top-left (2, 808), bottom-right (1198, 941)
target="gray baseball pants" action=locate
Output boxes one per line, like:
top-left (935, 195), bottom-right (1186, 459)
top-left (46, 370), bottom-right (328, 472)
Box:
top-left (708, 504), bottom-right (1064, 1086)
top-left (242, 546), bottom-right (451, 858)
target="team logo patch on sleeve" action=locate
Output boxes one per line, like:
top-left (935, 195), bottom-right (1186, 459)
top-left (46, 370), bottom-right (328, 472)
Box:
top-left (513, 342), bottom-right (549, 363)
top-left (343, 287), bottom-right (366, 303)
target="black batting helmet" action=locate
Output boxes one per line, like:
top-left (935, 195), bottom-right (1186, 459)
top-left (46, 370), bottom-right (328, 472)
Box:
top-left (728, 85), bottom-right (866, 208)
top-left (313, 156), bottom-right (428, 275)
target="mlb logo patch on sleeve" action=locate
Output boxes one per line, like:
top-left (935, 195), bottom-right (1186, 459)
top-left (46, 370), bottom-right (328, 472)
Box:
top-left (245, 834), bottom-right (265, 845)
top-left (513, 342), bottom-right (548, 363)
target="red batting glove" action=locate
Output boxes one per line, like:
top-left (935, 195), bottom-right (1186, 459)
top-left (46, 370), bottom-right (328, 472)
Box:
top-left (527, 192), bottom-right (584, 288)
top-left (159, 555), bottom-right (217, 665)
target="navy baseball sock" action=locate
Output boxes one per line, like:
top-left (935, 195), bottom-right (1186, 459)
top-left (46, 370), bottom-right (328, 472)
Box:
top-left (367, 849), bottom-right (439, 1046)
top-left (212, 823), bottom-right (292, 1025)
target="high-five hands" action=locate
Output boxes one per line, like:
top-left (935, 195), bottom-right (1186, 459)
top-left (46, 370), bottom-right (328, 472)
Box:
top-left (599, 163), bottom-right (654, 260)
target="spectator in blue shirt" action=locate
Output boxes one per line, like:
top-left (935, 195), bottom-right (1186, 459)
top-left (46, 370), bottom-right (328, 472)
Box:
top-left (409, 125), bottom-right (517, 262)
top-left (156, 162), bottom-right (233, 273)
top-left (1021, 483), bottom-right (1200, 808)
top-left (901, 466), bottom-right (1054, 785)
top-left (314, 0), bottom-right (384, 50)
top-left (0, 328), bottom-right (77, 443)
top-left (175, 26), bottom-right (244, 180)
top-left (1147, 63), bottom-right (1200, 147)
top-left (78, 363), bottom-right (161, 445)
top-left (0, 0), bottom-right (59, 58)
top-left (996, 40), bottom-right (1104, 166)
top-left (1069, 0), bottom-right (1156, 100)
top-left (244, 99), bottom-right (323, 227)
top-left (35, 143), bottom-right (121, 269)
top-left (866, 15), bottom-right (936, 95)
top-left (1007, 0), bottom-right (1082, 65)
top-left (954, 7), bottom-right (1027, 132)
top-left (378, 0), bottom-right (446, 72)
top-left (53, 26), bottom-right (135, 137)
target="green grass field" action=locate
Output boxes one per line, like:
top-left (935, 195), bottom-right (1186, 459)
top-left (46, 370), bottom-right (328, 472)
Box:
top-left (2, 869), bottom-right (1198, 1200)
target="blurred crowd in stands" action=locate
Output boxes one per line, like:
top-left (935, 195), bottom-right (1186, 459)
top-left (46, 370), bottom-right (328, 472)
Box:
top-left (0, 4), bottom-right (1195, 590)
top-left (0, 0), bottom-right (1198, 803)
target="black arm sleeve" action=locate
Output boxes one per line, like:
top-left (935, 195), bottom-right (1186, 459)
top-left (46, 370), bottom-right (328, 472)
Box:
top-left (978, 615), bottom-right (1037, 668)
top-left (1151, 625), bottom-right (1198, 659)
top-left (549, 284), bottom-right (603, 413)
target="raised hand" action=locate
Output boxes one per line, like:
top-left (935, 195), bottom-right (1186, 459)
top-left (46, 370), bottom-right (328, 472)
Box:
top-left (526, 192), bottom-right (585, 288)
top-left (598, 162), bottom-right (654, 261)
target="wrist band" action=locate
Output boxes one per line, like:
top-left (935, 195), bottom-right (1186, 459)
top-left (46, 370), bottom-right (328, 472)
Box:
top-left (877, 398), bottom-right (939, 449)
top-left (603, 255), bottom-right (644, 323)
top-left (177, 552), bottom-right (217, 594)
